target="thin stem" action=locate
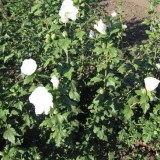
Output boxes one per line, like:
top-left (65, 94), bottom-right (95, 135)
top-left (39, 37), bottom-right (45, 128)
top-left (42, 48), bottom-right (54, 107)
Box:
top-left (65, 50), bottom-right (69, 64)
top-left (104, 54), bottom-right (108, 89)
top-left (154, 44), bottom-right (157, 60)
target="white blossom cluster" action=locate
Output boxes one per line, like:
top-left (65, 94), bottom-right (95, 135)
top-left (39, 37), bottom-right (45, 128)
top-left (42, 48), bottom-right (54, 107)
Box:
top-left (144, 63), bottom-right (160, 91)
top-left (59, 0), bottom-right (78, 23)
top-left (20, 57), bottom-right (59, 115)
top-left (144, 77), bottom-right (160, 91)
top-left (94, 19), bottom-right (107, 35)
top-left (29, 87), bottom-right (53, 115)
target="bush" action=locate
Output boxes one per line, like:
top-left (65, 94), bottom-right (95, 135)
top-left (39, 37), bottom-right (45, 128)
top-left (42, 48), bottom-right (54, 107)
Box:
top-left (0, 0), bottom-right (160, 159)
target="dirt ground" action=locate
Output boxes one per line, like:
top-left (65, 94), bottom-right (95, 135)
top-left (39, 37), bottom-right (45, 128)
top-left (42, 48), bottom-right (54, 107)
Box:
top-left (98, 0), bottom-right (160, 46)
top-left (100, 0), bottom-right (160, 21)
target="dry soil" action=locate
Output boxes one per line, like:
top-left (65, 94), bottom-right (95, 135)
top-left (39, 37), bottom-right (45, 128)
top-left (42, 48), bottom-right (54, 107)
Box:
top-left (98, 0), bottom-right (160, 46)
top-left (100, 0), bottom-right (160, 21)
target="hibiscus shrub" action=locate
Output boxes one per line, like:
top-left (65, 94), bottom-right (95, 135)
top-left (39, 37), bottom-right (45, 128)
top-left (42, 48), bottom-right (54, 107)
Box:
top-left (0, 0), bottom-right (160, 159)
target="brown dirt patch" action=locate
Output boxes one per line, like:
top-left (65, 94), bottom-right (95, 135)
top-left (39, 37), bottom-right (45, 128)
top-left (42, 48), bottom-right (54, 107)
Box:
top-left (99, 0), bottom-right (160, 21)
top-left (98, 0), bottom-right (160, 46)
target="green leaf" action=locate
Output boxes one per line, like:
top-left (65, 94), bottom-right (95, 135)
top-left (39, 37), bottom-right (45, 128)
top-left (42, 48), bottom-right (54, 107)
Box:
top-left (34, 9), bottom-right (42, 16)
top-left (141, 103), bottom-right (150, 114)
top-left (75, 30), bottom-right (85, 41)
top-left (96, 64), bottom-right (107, 72)
top-left (23, 75), bottom-right (35, 84)
top-left (106, 77), bottom-right (116, 87)
top-left (108, 151), bottom-right (115, 160)
top-left (58, 39), bottom-right (71, 52)
top-left (93, 47), bottom-right (104, 55)
top-left (23, 114), bottom-right (31, 127)
top-left (110, 28), bottom-right (120, 35)
top-left (133, 64), bottom-right (138, 70)
top-left (30, 3), bottom-right (41, 13)
top-left (106, 80), bottom-right (115, 87)
top-left (96, 88), bottom-right (104, 94)
top-left (69, 90), bottom-right (80, 102)
top-left (127, 96), bottom-right (139, 106)
top-left (109, 47), bottom-right (117, 58)
top-left (49, 126), bottom-right (67, 147)
top-left (4, 54), bottom-right (14, 63)
top-left (145, 30), bottom-right (152, 35)
top-left (88, 76), bottom-right (103, 85)
top-left (118, 64), bottom-right (126, 74)
top-left (142, 134), bottom-right (151, 143)
top-left (1, 44), bottom-right (6, 52)
top-left (50, 24), bottom-right (61, 31)
top-left (93, 126), bottom-right (107, 140)
top-left (124, 106), bottom-right (133, 120)
top-left (69, 80), bottom-right (80, 102)
top-left (0, 109), bottom-right (8, 121)
top-left (63, 67), bottom-right (74, 80)
top-left (3, 128), bottom-right (17, 144)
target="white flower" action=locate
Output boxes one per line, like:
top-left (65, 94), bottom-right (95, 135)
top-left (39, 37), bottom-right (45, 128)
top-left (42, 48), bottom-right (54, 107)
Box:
top-left (89, 30), bottom-right (95, 38)
top-left (94, 19), bottom-right (107, 34)
top-left (59, 0), bottom-right (78, 23)
top-left (29, 87), bottom-right (53, 115)
top-left (144, 77), bottom-right (160, 91)
top-left (156, 63), bottom-right (160, 69)
top-left (61, 0), bottom-right (73, 6)
top-left (51, 75), bottom-right (59, 89)
top-left (111, 11), bottom-right (117, 17)
top-left (21, 59), bottom-right (37, 75)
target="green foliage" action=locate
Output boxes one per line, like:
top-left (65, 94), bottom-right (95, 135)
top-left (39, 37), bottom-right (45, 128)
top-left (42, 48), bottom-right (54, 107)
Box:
top-left (0, 0), bottom-right (160, 159)
top-left (3, 127), bottom-right (17, 144)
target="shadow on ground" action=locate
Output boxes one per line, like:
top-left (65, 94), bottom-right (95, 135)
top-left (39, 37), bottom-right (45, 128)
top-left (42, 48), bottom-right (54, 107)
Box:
top-left (123, 19), bottom-right (149, 47)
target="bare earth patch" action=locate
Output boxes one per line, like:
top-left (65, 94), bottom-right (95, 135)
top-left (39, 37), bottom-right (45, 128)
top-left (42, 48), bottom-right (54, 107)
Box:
top-left (98, 0), bottom-right (160, 47)
top-left (100, 0), bottom-right (160, 21)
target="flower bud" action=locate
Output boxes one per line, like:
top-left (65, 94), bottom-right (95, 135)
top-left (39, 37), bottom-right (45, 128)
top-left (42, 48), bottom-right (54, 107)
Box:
top-left (45, 34), bottom-right (50, 43)
top-left (51, 34), bottom-right (56, 40)
top-left (51, 75), bottom-right (59, 89)
top-left (62, 31), bottom-right (68, 37)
